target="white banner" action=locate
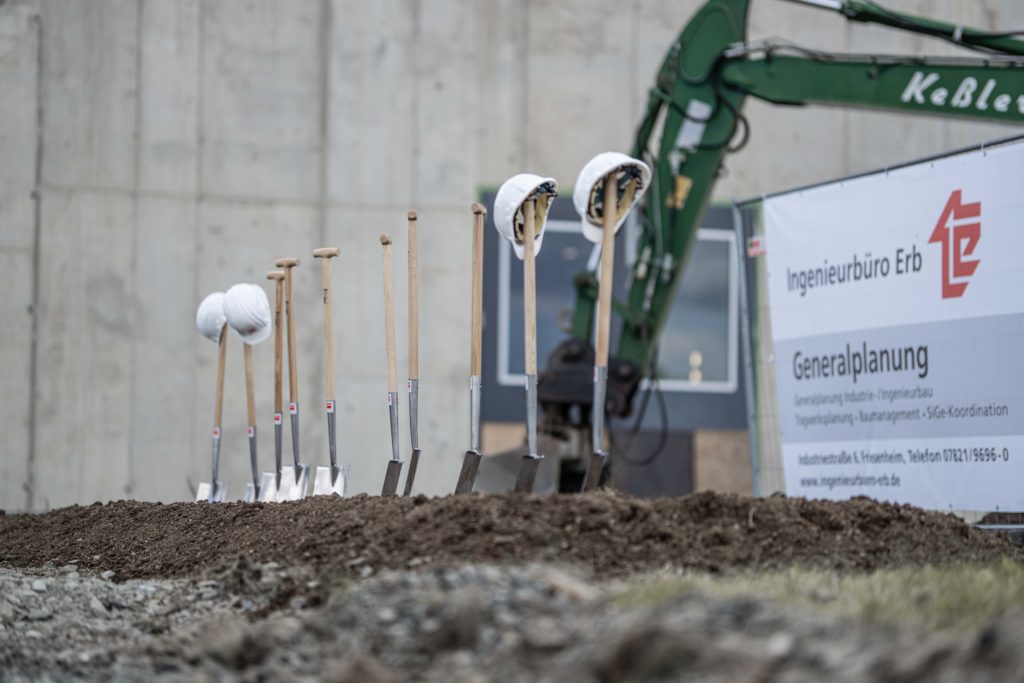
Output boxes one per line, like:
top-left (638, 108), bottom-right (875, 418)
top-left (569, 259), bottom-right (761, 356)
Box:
top-left (764, 139), bottom-right (1024, 511)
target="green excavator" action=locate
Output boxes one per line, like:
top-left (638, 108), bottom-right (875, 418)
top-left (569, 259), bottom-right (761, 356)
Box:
top-left (529, 0), bottom-right (1024, 490)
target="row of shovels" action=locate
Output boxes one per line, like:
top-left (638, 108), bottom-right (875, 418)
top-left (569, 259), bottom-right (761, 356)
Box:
top-left (194, 152), bottom-right (650, 503)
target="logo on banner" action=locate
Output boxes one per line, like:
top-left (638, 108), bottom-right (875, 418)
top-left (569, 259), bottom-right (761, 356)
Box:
top-left (929, 190), bottom-right (981, 299)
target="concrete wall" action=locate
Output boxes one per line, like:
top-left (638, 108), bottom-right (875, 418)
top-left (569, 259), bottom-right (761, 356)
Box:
top-left (0, 0), bottom-right (1020, 511)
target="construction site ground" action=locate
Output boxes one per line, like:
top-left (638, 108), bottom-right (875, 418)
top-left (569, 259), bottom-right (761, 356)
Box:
top-left (2, 491), bottom-right (1023, 682)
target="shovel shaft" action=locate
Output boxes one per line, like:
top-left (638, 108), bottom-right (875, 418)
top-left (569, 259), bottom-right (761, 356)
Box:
top-left (525, 373), bottom-right (539, 457)
top-left (211, 428), bottom-right (222, 484)
top-left (408, 378), bottom-right (419, 450)
top-left (248, 425), bottom-right (259, 490)
top-left (274, 414), bottom-right (283, 482)
top-left (592, 365), bottom-right (608, 454)
top-left (327, 404), bottom-right (337, 471)
top-left (387, 392), bottom-right (400, 462)
top-left (469, 375), bottom-right (482, 453)
top-left (290, 404), bottom-right (301, 468)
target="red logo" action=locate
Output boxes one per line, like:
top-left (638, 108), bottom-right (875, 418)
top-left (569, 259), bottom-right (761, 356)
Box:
top-left (326, 400), bottom-right (335, 413)
top-left (929, 190), bottom-right (980, 299)
top-left (273, 413), bottom-right (282, 425)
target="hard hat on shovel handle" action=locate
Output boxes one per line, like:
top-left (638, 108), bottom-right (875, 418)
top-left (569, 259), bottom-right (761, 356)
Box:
top-left (494, 173), bottom-right (558, 259)
top-left (573, 152), bottom-right (651, 244)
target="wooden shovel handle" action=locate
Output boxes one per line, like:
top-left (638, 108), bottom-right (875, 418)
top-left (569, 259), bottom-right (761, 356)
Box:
top-left (381, 235), bottom-right (398, 393)
top-left (314, 247), bottom-right (339, 401)
top-left (275, 258), bottom-right (300, 401)
top-left (470, 203), bottom-right (486, 376)
top-left (267, 271), bottom-right (284, 412)
top-left (522, 200), bottom-right (538, 376)
top-left (407, 210), bottom-right (419, 381)
top-left (214, 324), bottom-right (228, 426)
top-left (595, 174), bottom-right (617, 368)
top-left (244, 342), bottom-right (256, 426)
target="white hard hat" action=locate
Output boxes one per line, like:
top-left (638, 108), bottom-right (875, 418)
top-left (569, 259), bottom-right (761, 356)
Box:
top-left (196, 292), bottom-right (227, 344)
top-left (494, 173), bottom-right (558, 260)
top-left (223, 283), bottom-right (272, 345)
top-left (573, 152), bottom-right (651, 244)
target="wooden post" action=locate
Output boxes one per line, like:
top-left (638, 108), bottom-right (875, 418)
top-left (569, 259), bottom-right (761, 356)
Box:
top-left (522, 200), bottom-right (538, 376)
top-left (214, 324), bottom-right (228, 427)
top-left (470, 203), bottom-right (485, 377)
top-left (381, 236), bottom-right (398, 394)
top-left (595, 174), bottom-right (617, 369)
top-left (407, 211), bottom-right (419, 383)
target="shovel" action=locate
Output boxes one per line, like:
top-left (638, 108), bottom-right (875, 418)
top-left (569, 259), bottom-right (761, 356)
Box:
top-left (196, 306), bottom-right (228, 503)
top-left (379, 235), bottom-right (403, 495)
top-left (257, 270), bottom-right (286, 502)
top-left (312, 247), bottom-right (347, 496)
top-left (403, 211), bottom-right (421, 496)
top-left (514, 199), bottom-right (543, 492)
top-left (241, 342), bottom-right (262, 502)
top-left (455, 203), bottom-right (487, 494)
top-left (581, 174), bottom-right (621, 491)
top-left (274, 257), bottom-right (311, 500)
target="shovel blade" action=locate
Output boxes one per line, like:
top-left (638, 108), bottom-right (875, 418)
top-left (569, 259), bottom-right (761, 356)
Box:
top-left (454, 450), bottom-right (482, 495)
top-left (514, 454), bottom-right (543, 493)
top-left (381, 459), bottom-right (403, 496)
top-left (277, 464), bottom-right (311, 501)
top-left (581, 451), bottom-right (608, 492)
top-left (312, 465), bottom-right (348, 497)
top-left (196, 481), bottom-right (227, 503)
top-left (256, 472), bottom-right (278, 502)
top-left (402, 449), bottom-right (421, 496)
top-left (243, 482), bottom-right (257, 503)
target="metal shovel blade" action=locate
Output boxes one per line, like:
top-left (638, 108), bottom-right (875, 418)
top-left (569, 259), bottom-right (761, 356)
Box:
top-left (312, 464), bottom-right (348, 496)
top-left (256, 472), bottom-right (278, 502)
top-left (196, 481), bottom-right (227, 503)
top-left (243, 482), bottom-right (258, 503)
top-left (581, 451), bottom-right (608, 492)
top-left (402, 448), bottom-right (421, 496)
top-left (381, 459), bottom-right (403, 496)
top-left (513, 454), bottom-right (544, 493)
top-left (277, 464), bottom-right (311, 501)
top-left (454, 450), bottom-right (482, 495)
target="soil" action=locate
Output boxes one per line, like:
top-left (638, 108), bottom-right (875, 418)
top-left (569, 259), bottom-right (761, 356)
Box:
top-left (0, 491), bottom-right (1018, 580)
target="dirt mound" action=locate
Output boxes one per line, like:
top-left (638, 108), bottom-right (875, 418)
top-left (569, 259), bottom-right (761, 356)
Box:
top-left (0, 491), bottom-right (1018, 580)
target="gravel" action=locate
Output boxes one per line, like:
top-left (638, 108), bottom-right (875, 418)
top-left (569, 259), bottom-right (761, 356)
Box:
top-left (3, 562), bottom-right (1024, 682)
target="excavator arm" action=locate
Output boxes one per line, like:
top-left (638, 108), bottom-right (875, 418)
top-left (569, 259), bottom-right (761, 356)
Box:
top-left (538, 0), bottom-right (1024, 477)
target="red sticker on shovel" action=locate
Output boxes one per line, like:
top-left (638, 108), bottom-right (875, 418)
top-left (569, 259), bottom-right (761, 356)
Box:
top-left (247, 426), bottom-right (255, 437)
top-left (212, 427), bottom-right (221, 438)
top-left (326, 400), bottom-right (335, 413)
top-left (289, 402), bottom-right (298, 414)
top-left (386, 393), bottom-right (393, 406)
top-left (273, 413), bottom-right (282, 425)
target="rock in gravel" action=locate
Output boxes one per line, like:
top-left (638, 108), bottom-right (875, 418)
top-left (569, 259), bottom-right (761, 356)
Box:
top-left (89, 596), bottom-right (108, 616)
top-left (101, 570), bottom-right (115, 580)
top-left (31, 579), bottom-right (47, 593)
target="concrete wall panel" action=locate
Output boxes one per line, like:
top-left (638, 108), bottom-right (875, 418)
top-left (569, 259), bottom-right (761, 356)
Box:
top-left (0, 1), bottom-right (39, 250)
top-left (525, 0), bottom-right (635, 186)
top-left (0, 252), bottom-right (34, 511)
top-left (201, 0), bottom-right (322, 201)
top-left (33, 189), bottom-right (135, 510)
top-left (130, 197), bottom-right (197, 501)
top-left (40, 0), bottom-right (138, 190)
top-left (139, 0), bottom-right (200, 195)
top-left (327, 0), bottom-right (415, 206)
